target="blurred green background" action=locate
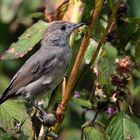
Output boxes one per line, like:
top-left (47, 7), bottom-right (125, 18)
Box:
top-left (0, 0), bottom-right (140, 139)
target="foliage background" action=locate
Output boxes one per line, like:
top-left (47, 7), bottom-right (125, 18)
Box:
top-left (0, 0), bottom-right (140, 140)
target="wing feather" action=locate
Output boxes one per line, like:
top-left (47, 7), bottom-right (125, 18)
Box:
top-left (0, 49), bottom-right (56, 103)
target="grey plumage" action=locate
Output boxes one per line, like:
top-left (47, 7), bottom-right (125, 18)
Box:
top-left (0, 21), bottom-right (84, 104)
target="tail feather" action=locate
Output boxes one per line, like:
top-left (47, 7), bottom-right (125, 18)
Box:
top-left (0, 96), bottom-right (7, 104)
top-left (0, 87), bottom-right (12, 105)
top-left (0, 94), bottom-right (8, 105)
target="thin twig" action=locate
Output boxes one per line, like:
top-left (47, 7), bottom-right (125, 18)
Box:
top-left (53, 0), bottom-right (104, 133)
top-left (72, 0), bottom-right (121, 95)
top-left (31, 108), bottom-right (38, 140)
top-left (49, 0), bottom-right (121, 138)
top-left (63, 0), bottom-right (104, 108)
top-left (91, 111), bottom-right (99, 125)
top-left (38, 125), bottom-right (46, 140)
top-left (88, 83), bottom-right (96, 102)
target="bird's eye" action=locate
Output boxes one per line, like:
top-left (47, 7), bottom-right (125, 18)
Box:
top-left (60, 25), bottom-right (66, 31)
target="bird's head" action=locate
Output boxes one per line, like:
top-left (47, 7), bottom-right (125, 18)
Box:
top-left (41, 21), bottom-right (84, 47)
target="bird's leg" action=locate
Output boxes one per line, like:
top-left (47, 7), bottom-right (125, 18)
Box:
top-left (29, 99), bottom-right (56, 126)
top-left (29, 99), bottom-right (46, 115)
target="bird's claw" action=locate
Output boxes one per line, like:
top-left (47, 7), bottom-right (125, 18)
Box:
top-left (29, 100), bottom-right (57, 126)
top-left (38, 111), bottom-right (57, 126)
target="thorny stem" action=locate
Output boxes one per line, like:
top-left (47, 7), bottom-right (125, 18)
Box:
top-left (75, 0), bottom-right (121, 128)
top-left (89, 0), bottom-right (121, 69)
top-left (52, 0), bottom-right (104, 134)
top-left (63, 0), bottom-right (104, 109)
top-left (49, 0), bottom-right (121, 139)
top-left (72, 0), bottom-right (121, 97)
top-left (70, 0), bottom-right (104, 95)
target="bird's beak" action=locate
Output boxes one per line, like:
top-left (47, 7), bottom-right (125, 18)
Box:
top-left (72, 23), bottom-right (85, 30)
top-left (68, 23), bottom-right (85, 36)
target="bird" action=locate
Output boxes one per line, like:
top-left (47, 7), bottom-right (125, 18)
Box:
top-left (0, 21), bottom-right (84, 119)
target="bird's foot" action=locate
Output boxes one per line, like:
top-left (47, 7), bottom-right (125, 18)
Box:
top-left (29, 100), bottom-right (57, 126)
top-left (38, 111), bottom-right (57, 126)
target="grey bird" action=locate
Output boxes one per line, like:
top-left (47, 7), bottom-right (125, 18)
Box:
top-left (0, 21), bottom-right (84, 115)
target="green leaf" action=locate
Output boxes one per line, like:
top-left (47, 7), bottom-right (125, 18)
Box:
top-left (135, 40), bottom-right (140, 64)
top-left (97, 43), bottom-right (117, 89)
top-left (108, 0), bottom-right (115, 10)
top-left (129, 17), bottom-right (140, 24)
top-left (0, 100), bottom-right (32, 139)
top-left (0, 0), bottom-right (18, 23)
top-left (128, 0), bottom-right (140, 17)
top-left (98, 58), bottom-right (111, 86)
top-left (104, 43), bottom-right (117, 72)
top-left (106, 112), bottom-right (140, 140)
top-left (83, 126), bottom-right (106, 140)
top-left (83, 38), bottom-right (102, 67)
top-left (18, 0), bottom-right (42, 16)
top-left (16, 12), bottom-right (44, 25)
top-left (0, 20), bottom-right (48, 60)
top-left (72, 98), bottom-right (92, 109)
top-left (84, 39), bottom-right (97, 65)
top-left (0, 129), bottom-right (14, 140)
top-left (0, 74), bottom-right (10, 93)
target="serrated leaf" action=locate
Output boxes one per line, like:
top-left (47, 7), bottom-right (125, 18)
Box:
top-left (0, 20), bottom-right (48, 60)
top-left (83, 126), bottom-right (106, 140)
top-left (0, 100), bottom-right (32, 139)
top-left (106, 112), bottom-right (140, 140)
top-left (72, 98), bottom-right (92, 109)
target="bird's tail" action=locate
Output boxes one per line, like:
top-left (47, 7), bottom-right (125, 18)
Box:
top-left (0, 88), bottom-right (11, 105)
top-left (0, 94), bottom-right (7, 105)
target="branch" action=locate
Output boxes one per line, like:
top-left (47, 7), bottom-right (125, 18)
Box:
top-left (53, 0), bottom-right (104, 133)
top-left (63, 0), bottom-right (104, 108)
top-left (73, 0), bottom-right (121, 91)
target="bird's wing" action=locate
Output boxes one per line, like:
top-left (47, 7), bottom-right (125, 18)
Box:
top-left (0, 48), bottom-right (57, 103)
